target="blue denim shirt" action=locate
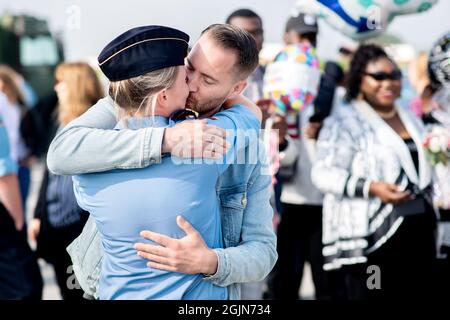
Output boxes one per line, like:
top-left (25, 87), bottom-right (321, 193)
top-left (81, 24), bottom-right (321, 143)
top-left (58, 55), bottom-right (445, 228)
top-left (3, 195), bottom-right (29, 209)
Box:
top-left (47, 97), bottom-right (277, 300)
top-left (0, 115), bottom-right (17, 177)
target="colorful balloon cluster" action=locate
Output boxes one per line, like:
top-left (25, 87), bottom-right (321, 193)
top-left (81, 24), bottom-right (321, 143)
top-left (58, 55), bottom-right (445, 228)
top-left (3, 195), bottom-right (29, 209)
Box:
top-left (263, 43), bottom-right (321, 115)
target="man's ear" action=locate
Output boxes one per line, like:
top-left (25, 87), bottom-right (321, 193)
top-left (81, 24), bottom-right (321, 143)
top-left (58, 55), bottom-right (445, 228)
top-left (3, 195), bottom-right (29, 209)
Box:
top-left (227, 80), bottom-right (247, 99)
top-left (283, 32), bottom-right (290, 45)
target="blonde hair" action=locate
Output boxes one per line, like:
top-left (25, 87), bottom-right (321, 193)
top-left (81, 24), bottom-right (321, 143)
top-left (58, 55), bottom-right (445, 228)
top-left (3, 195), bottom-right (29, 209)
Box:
top-left (55, 62), bottom-right (104, 125)
top-left (108, 66), bottom-right (178, 120)
top-left (0, 67), bottom-right (26, 111)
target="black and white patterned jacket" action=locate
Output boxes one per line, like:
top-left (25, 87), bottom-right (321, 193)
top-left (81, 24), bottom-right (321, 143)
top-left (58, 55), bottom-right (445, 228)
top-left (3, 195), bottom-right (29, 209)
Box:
top-left (312, 99), bottom-right (433, 270)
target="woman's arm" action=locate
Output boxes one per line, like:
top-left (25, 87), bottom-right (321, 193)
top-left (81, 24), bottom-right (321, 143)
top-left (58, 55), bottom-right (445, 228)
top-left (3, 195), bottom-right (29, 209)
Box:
top-left (0, 173), bottom-right (24, 231)
top-left (47, 97), bottom-right (228, 175)
top-left (28, 169), bottom-right (49, 242)
top-left (0, 117), bottom-right (23, 231)
top-left (47, 98), bottom-right (162, 175)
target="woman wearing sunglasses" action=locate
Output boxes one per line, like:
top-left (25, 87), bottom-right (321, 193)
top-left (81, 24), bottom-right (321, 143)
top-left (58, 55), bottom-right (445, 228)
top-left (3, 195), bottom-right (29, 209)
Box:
top-left (311, 44), bottom-right (437, 299)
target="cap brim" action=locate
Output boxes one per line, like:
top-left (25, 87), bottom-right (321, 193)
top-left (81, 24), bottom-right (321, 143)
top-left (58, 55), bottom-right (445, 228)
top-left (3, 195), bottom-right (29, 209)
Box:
top-left (292, 26), bottom-right (318, 34)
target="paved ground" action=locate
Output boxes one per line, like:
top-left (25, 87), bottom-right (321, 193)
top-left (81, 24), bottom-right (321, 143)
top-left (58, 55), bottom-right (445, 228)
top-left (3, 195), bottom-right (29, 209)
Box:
top-left (26, 161), bottom-right (315, 300)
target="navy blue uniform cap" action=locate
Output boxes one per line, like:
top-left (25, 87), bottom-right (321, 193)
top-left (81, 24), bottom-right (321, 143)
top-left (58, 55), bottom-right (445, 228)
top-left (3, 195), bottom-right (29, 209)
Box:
top-left (98, 25), bottom-right (189, 81)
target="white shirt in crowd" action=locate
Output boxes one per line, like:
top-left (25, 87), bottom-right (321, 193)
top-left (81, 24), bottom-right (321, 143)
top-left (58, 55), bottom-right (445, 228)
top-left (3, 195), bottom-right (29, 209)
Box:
top-left (0, 92), bottom-right (28, 162)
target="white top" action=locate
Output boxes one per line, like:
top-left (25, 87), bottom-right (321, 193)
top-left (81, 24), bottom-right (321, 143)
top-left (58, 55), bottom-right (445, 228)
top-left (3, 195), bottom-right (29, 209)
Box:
top-left (0, 93), bottom-right (28, 162)
top-left (280, 105), bottom-right (323, 206)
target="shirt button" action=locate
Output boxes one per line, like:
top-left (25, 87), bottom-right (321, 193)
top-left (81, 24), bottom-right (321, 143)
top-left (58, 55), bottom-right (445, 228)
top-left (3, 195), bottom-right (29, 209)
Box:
top-left (241, 196), bottom-right (247, 206)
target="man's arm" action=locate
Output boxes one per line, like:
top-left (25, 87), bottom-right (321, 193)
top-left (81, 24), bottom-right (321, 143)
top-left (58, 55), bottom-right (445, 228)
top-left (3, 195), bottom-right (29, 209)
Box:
top-left (206, 104), bottom-right (276, 285)
top-left (309, 61), bottom-right (343, 123)
top-left (206, 162), bottom-right (277, 286)
top-left (47, 97), bottom-right (228, 175)
top-left (135, 149), bottom-right (278, 285)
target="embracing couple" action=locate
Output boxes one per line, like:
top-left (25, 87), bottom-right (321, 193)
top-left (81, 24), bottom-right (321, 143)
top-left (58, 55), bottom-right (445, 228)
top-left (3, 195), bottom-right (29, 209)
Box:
top-left (47, 24), bottom-right (277, 300)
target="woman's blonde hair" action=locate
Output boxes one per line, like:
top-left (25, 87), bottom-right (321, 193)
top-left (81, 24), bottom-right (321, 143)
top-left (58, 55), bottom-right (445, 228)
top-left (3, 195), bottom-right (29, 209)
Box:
top-left (108, 66), bottom-right (178, 119)
top-left (55, 62), bottom-right (104, 125)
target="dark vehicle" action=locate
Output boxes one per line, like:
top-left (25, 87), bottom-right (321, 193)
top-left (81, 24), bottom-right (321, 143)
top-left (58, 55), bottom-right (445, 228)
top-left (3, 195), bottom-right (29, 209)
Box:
top-left (0, 13), bottom-right (64, 100)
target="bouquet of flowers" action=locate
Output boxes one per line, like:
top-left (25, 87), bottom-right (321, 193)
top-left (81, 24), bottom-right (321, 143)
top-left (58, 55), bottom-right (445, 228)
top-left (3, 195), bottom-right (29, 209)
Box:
top-left (423, 127), bottom-right (450, 166)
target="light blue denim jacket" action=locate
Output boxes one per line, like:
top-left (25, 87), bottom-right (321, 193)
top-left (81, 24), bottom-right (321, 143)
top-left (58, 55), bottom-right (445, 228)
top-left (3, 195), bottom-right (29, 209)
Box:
top-left (47, 97), bottom-right (277, 300)
top-left (0, 115), bottom-right (18, 176)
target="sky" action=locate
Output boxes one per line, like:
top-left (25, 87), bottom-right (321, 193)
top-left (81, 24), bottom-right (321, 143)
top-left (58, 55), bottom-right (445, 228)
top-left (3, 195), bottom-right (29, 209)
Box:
top-left (1, 0), bottom-right (449, 61)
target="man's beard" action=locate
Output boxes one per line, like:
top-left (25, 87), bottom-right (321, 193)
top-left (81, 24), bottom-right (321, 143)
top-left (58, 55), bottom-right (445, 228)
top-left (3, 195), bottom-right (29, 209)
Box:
top-left (186, 93), bottom-right (228, 116)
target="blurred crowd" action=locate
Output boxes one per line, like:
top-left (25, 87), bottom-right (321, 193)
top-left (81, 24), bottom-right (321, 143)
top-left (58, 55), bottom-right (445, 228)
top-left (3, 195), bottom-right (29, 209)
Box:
top-left (0, 7), bottom-right (449, 300)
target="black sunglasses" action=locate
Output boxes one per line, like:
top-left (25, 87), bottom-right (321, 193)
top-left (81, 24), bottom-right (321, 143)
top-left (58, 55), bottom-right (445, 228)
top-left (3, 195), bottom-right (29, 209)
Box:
top-left (363, 69), bottom-right (402, 81)
top-left (170, 108), bottom-right (199, 122)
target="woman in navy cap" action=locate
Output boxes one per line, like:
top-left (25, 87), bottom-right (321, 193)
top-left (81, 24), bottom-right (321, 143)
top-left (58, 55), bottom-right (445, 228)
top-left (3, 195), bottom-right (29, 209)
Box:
top-left (72, 25), bottom-right (261, 299)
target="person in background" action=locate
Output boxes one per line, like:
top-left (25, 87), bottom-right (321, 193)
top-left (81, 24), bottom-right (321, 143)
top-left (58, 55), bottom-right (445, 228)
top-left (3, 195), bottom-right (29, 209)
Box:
top-left (27, 62), bottom-right (104, 300)
top-left (408, 53), bottom-right (438, 123)
top-left (0, 65), bottom-right (53, 160)
top-left (226, 9), bottom-right (265, 102)
top-left (0, 68), bottom-right (33, 206)
top-left (337, 46), bottom-right (355, 72)
top-left (227, 9), bottom-right (286, 299)
top-left (0, 65), bottom-right (38, 108)
top-left (306, 61), bottom-right (344, 138)
top-left (266, 12), bottom-right (331, 300)
top-left (331, 45), bottom-right (356, 109)
top-left (305, 58), bottom-right (346, 300)
top-left (0, 92), bottom-right (43, 300)
top-left (312, 44), bottom-right (437, 300)
top-left (20, 91), bottom-right (59, 160)
top-left (227, 8), bottom-right (287, 220)
top-left (425, 32), bottom-right (450, 297)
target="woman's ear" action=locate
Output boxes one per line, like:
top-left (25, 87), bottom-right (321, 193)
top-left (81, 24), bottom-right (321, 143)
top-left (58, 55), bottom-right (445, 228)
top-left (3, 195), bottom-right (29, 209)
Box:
top-left (156, 90), bottom-right (168, 106)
